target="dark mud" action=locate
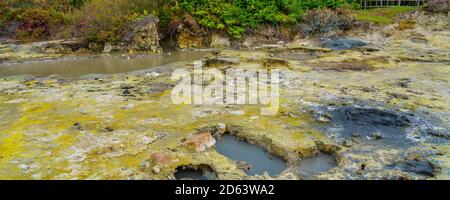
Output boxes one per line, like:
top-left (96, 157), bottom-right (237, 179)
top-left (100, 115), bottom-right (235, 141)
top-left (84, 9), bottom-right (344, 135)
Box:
top-left (323, 38), bottom-right (367, 50)
top-left (313, 106), bottom-right (449, 147)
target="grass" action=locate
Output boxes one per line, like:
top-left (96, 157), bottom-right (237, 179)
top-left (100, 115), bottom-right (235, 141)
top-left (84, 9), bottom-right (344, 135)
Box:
top-left (354, 6), bottom-right (418, 24)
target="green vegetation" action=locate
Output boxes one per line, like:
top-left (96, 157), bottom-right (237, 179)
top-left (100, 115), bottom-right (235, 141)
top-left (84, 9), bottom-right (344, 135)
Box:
top-left (3, 0), bottom-right (409, 44)
top-left (354, 6), bottom-right (417, 24)
top-left (71, 0), bottom-right (156, 44)
top-left (176, 0), bottom-right (357, 38)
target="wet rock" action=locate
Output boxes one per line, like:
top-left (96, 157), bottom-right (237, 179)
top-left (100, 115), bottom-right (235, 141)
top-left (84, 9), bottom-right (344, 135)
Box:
top-left (427, 129), bottom-right (450, 140)
top-left (151, 152), bottom-right (172, 166)
top-left (185, 132), bottom-right (216, 152)
top-left (323, 38), bottom-right (367, 50)
top-left (371, 132), bottom-right (383, 140)
top-left (342, 140), bottom-right (354, 147)
top-left (236, 161), bottom-right (252, 171)
top-left (352, 133), bottom-right (361, 138)
top-left (316, 114), bottom-right (332, 123)
top-left (397, 78), bottom-right (412, 88)
top-left (122, 89), bottom-right (133, 96)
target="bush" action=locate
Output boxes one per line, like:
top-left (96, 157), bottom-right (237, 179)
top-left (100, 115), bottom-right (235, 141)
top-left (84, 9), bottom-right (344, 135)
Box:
top-left (178, 0), bottom-right (295, 39)
top-left (299, 8), bottom-right (355, 35)
top-left (16, 8), bottom-right (52, 39)
top-left (71, 0), bottom-right (155, 44)
top-left (175, 0), bottom-right (357, 39)
top-left (0, 0), bottom-right (7, 25)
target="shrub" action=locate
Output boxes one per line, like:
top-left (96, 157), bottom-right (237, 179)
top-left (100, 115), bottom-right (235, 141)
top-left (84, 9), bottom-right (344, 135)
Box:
top-left (174, 0), bottom-right (357, 39)
top-left (178, 0), bottom-right (295, 39)
top-left (69, 0), bottom-right (86, 8)
top-left (16, 8), bottom-right (52, 39)
top-left (71, 0), bottom-right (155, 44)
top-left (299, 8), bottom-right (355, 35)
top-left (0, 0), bottom-right (7, 25)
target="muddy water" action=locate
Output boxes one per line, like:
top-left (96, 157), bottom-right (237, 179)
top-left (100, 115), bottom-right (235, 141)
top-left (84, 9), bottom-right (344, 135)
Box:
top-left (298, 152), bottom-right (337, 178)
top-left (215, 134), bottom-right (287, 176)
top-left (0, 51), bottom-right (209, 78)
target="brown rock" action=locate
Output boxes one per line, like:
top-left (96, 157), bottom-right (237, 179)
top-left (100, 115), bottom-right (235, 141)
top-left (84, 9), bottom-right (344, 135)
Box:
top-left (151, 152), bottom-right (172, 166)
top-left (185, 132), bottom-right (216, 152)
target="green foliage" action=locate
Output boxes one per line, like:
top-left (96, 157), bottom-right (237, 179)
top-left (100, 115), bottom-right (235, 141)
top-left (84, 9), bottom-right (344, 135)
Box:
top-left (16, 8), bottom-right (52, 40)
top-left (71, 0), bottom-right (156, 44)
top-left (178, 0), bottom-right (296, 39)
top-left (0, 0), bottom-right (7, 25)
top-left (174, 0), bottom-right (357, 38)
top-left (69, 0), bottom-right (86, 8)
top-left (1, 0), bottom-right (362, 41)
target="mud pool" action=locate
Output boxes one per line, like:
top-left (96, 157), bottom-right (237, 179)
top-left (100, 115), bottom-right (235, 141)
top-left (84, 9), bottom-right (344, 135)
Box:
top-left (298, 152), bottom-right (338, 178)
top-left (215, 134), bottom-right (287, 176)
top-left (313, 106), bottom-right (449, 147)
